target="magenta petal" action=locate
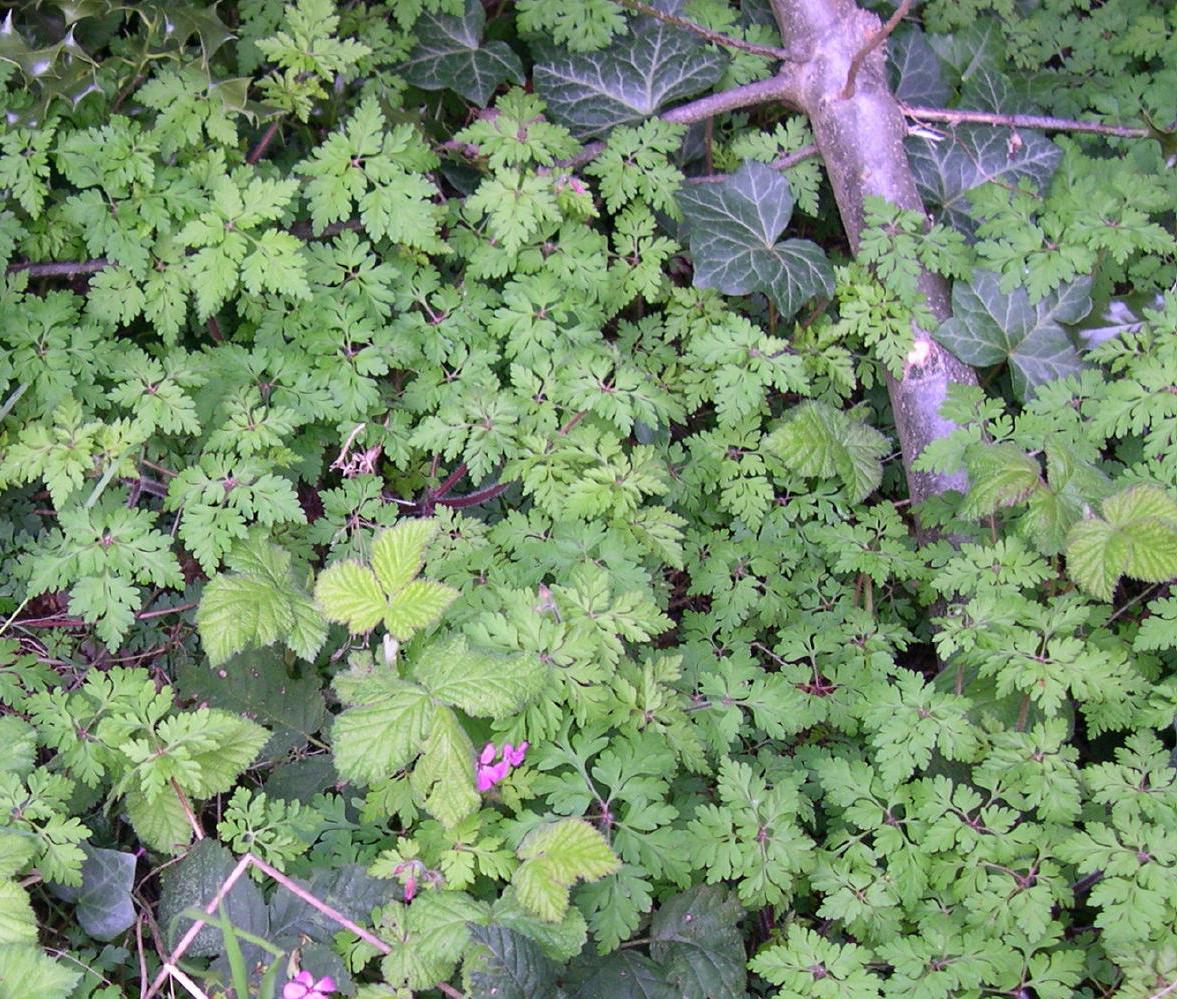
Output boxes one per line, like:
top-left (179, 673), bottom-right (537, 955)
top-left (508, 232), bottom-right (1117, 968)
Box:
top-left (479, 742), bottom-right (497, 765)
top-left (315, 975), bottom-right (336, 993)
top-left (283, 981), bottom-right (308, 999)
top-left (476, 768), bottom-right (496, 791)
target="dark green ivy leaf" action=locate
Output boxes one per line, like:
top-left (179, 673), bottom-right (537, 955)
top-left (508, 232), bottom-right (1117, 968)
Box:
top-left (534, 2), bottom-right (726, 137)
top-left (49, 845), bottom-right (136, 941)
top-left (400, 0), bottom-right (525, 107)
top-left (888, 26), bottom-right (950, 107)
top-left (676, 161), bottom-right (834, 319)
top-left (934, 270), bottom-right (1090, 399)
top-left (907, 125), bottom-right (1061, 233)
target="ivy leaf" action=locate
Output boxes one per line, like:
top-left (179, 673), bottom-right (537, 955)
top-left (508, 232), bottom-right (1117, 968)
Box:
top-left (412, 636), bottom-right (547, 717)
top-left (534, 5), bottom-right (726, 137)
top-left (514, 818), bottom-right (620, 922)
top-left (464, 924), bottom-right (560, 999)
top-left (400, 0), bottom-right (525, 107)
top-left (649, 885), bottom-right (747, 999)
top-left (676, 161), bottom-right (834, 319)
top-left (934, 270), bottom-right (1089, 399)
top-left (907, 124), bottom-right (1061, 233)
top-left (1066, 485), bottom-right (1177, 601)
top-left (48, 845), bottom-right (135, 941)
top-left (765, 401), bottom-right (889, 502)
top-left (888, 27), bottom-right (950, 107)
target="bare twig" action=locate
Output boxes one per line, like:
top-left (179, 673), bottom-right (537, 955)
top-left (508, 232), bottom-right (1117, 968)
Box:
top-left (7, 258), bottom-right (110, 278)
top-left (662, 72), bottom-right (805, 125)
top-left (901, 103), bottom-right (1151, 138)
top-left (841, 0), bottom-right (913, 99)
top-left (614, 0), bottom-right (800, 62)
top-left (246, 119), bottom-right (283, 164)
top-left (685, 142), bottom-right (821, 183)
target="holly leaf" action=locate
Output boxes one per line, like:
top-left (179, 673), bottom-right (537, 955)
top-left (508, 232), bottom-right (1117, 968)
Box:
top-left (534, 4), bottom-right (726, 137)
top-left (934, 270), bottom-right (1089, 399)
top-left (677, 161), bottom-right (834, 319)
top-left (400, 0), bottom-right (525, 106)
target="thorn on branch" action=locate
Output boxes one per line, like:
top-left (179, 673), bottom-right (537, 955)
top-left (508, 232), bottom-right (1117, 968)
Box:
top-left (841, 0), bottom-right (914, 100)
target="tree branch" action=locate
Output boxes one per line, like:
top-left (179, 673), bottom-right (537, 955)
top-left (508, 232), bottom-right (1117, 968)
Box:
top-left (901, 103), bottom-right (1151, 138)
top-left (246, 119), bottom-right (283, 164)
top-left (7, 258), bottom-right (110, 278)
top-left (662, 72), bottom-right (805, 125)
top-left (613, 0), bottom-right (802, 62)
top-left (841, 0), bottom-right (913, 99)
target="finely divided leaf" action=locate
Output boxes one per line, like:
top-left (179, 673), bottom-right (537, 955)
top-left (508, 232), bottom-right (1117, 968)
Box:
top-left (534, 7), bottom-right (726, 137)
top-left (400, 0), bottom-right (525, 106)
top-left (677, 161), bottom-right (834, 319)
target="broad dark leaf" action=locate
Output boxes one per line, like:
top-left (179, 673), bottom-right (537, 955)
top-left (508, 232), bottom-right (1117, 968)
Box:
top-left (158, 840), bottom-right (267, 958)
top-left (650, 885), bottom-right (747, 998)
top-left (267, 865), bottom-right (393, 944)
top-left (563, 948), bottom-right (677, 998)
top-left (534, 3), bottom-right (726, 137)
top-left (935, 270), bottom-right (1089, 399)
top-left (50, 846), bottom-right (136, 941)
top-left (908, 125), bottom-right (1061, 233)
top-left (176, 648), bottom-right (326, 762)
top-left (400, 0), bottom-right (524, 106)
top-left (465, 924), bottom-right (560, 999)
top-left (889, 26), bottom-right (950, 107)
top-left (677, 161), bottom-right (834, 318)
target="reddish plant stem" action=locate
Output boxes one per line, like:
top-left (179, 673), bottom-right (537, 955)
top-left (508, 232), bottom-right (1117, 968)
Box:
top-left (246, 119), bottom-right (283, 164)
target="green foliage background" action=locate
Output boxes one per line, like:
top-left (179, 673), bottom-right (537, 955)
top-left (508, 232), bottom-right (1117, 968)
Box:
top-left (1, 0), bottom-right (1176, 996)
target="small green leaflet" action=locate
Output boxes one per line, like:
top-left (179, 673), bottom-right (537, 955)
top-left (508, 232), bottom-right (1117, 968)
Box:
top-left (196, 536), bottom-right (326, 666)
top-left (676, 161), bottom-right (834, 320)
top-left (314, 518), bottom-right (458, 639)
top-left (934, 270), bottom-right (1090, 399)
top-left (765, 401), bottom-right (888, 503)
top-left (513, 818), bottom-right (620, 922)
top-left (400, 0), bottom-right (525, 107)
top-left (534, 4), bottom-right (726, 137)
top-left (1066, 484), bottom-right (1177, 601)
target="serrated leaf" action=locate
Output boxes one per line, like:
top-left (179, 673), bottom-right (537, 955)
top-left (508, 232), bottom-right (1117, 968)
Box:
top-left (315, 561), bottom-right (387, 632)
top-left (380, 891), bottom-right (489, 991)
top-left (934, 270), bottom-right (1088, 399)
top-left (49, 845), bottom-right (135, 941)
top-left (489, 885), bottom-right (588, 962)
top-left (412, 636), bottom-right (547, 716)
top-left (0, 944), bottom-right (80, 998)
top-left (677, 161), bottom-right (834, 319)
top-left (331, 678), bottom-right (433, 784)
top-left (534, 7), bottom-right (726, 137)
top-left (371, 519), bottom-right (438, 594)
top-left (765, 400), bottom-right (888, 502)
top-left (1066, 485), bottom-right (1177, 600)
top-left (962, 443), bottom-right (1043, 518)
top-left (0, 881), bottom-right (36, 945)
top-left (464, 924), bottom-right (560, 999)
top-left (411, 705), bottom-right (479, 827)
top-left (124, 785), bottom-right (192, 854)
top-left (514, 818), bottom-right (620, 921)
top-left (908, 124), bottom-right (1061, 233)
top-left (649, 885), bottom-right (747, 999)
top-left (400, 0), bottom-right (525, 106)
top-left (383, 579), bottom-right (459, 640)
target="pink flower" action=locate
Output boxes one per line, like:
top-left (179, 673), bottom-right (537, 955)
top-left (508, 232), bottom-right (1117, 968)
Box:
top-left (283, 970), bottom-right (335, 999)
top-left (476, 741), bottom-right (529, 791)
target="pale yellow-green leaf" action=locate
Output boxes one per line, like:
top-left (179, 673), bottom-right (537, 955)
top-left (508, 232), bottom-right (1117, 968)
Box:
top-left (383, 580), bottom-right (458, 640)
top-left (371, 518), bottom-right (438, 594)
top-left (124, 785), bottom-right (193, 854)
top-left (413, 636), bottom-right (547, 716)
top-left (314, 561), bottom-right (387, 632)
top-left (0, 881), bottom-right (36, 944)
top-left (0, 834), bottom-right (36, 880)
top-left (0, 943), bottom-right (81, 998)
top-left (513, 818), bottom-right (620, 922)
top-left (512, 860), bottom-right (572, 923)
top-left (410, 706), bottom-right (478, 828)
top-left (1066, 485), bottom-right (1177, 600)
top-left (182, 710), bottom-right (269, 798)
top-left (379, 891), bottom-right (489, 991)
top-left (331, 681), bottom-right (433, 784)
